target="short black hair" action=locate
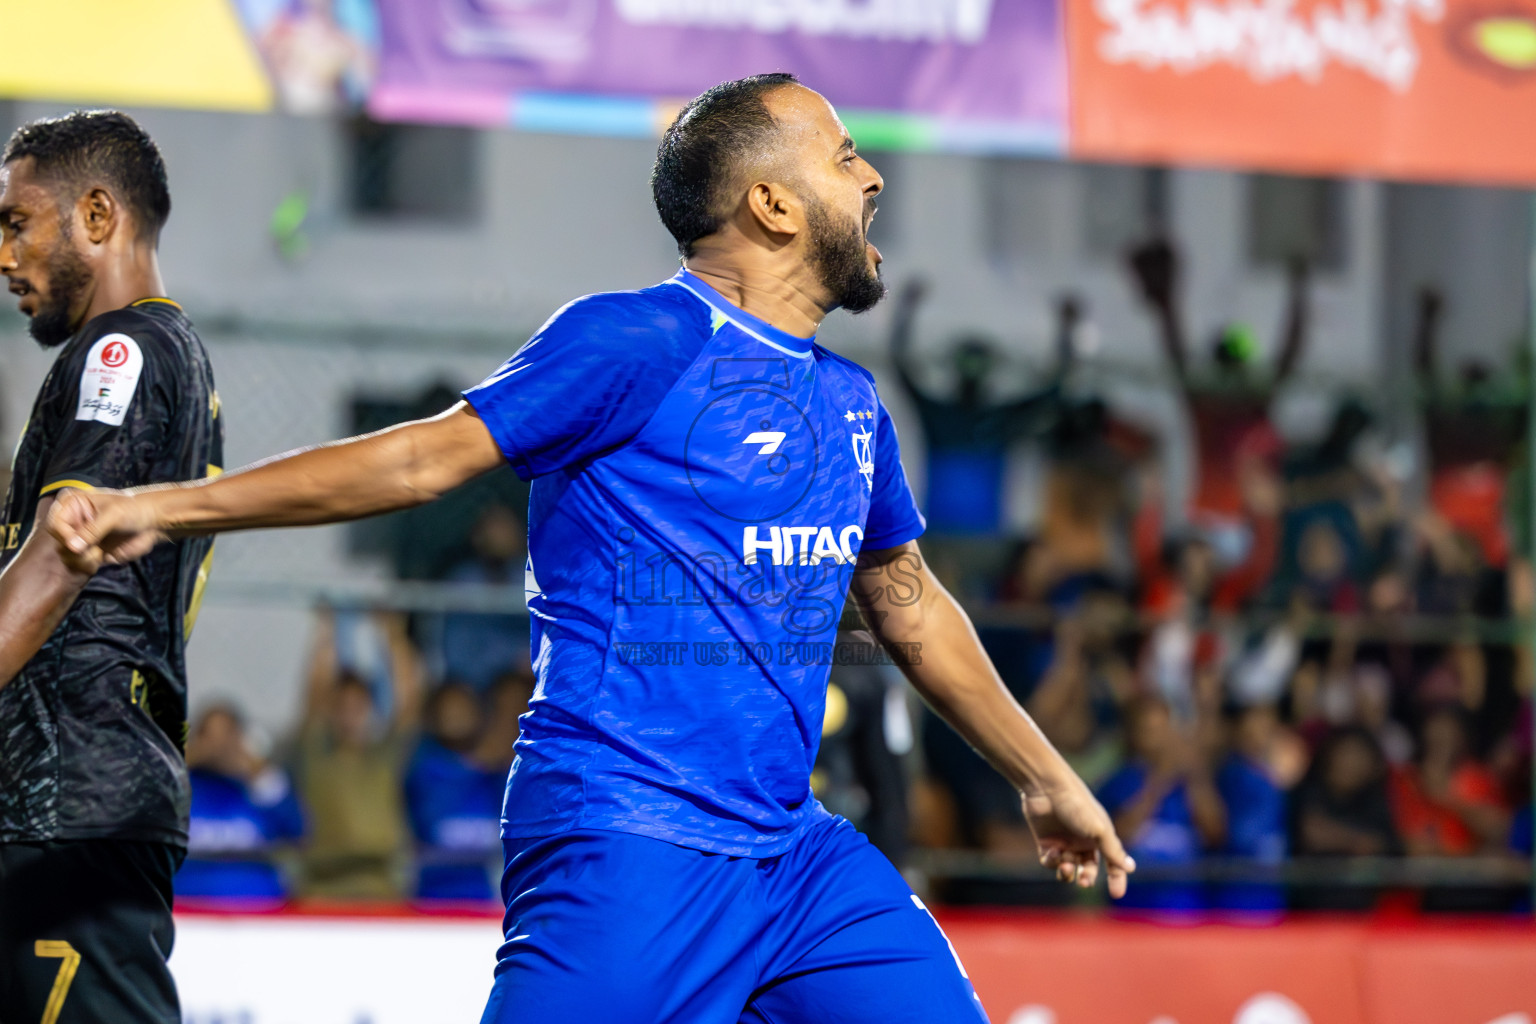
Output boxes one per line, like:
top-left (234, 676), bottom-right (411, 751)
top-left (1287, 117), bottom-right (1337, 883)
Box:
top-left (652, 73), bottom-right (798, 257)
top-left (3, 110), bottom-right (171, 242)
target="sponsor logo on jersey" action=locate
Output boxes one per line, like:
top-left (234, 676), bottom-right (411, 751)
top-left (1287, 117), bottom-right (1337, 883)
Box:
top-left (741, 430), bottom-right (785, 454)
top-left (76, 333), bottom-right (144, 427)
top-left (100, 339), bottom-right (130, 368)
top-left (742, 524), bottom-right (864, 566)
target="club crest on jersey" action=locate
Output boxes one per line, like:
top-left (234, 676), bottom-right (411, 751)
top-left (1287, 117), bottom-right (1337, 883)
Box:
top-left (847, 410), bottom-right (875, 492)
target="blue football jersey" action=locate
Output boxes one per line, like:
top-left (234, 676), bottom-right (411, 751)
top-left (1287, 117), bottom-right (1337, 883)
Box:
top-left (463, 270), bottom-right (925, 857)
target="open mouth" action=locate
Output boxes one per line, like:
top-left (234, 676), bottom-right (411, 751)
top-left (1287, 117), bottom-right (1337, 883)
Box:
top-left (863, 206), bottom-right (882, 264)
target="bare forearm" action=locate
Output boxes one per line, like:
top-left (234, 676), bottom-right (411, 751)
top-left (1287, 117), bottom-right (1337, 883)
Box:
top-left (1301, 812), bottom-right (1385, 855)
top-left (137, 405), bottom-right (499, 537)
top-left (1274, 267), bottom-right (1309, 382)
top-left (1025, 660), bottom-right (1081, 729)
top-left (912, 647), bottom-right (1068, 794)
top-left (0, 516), bottom-right (91, 688)
top-left (1153, 305), bottom-right (1188, 379)
top-left (1452, 802), bottom-right (1510, 847)
top-left (384, 620), bottom-right (424, 732)
top-left (144, 430), bottom-right (434, 536)
top-left (1113, 777), bottom-right (1175, 840)
top-left (1186, 773), bottom-right (1229, 846)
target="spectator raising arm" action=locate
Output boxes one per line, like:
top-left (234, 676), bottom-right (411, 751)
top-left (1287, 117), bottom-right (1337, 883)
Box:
top-left (376, 609), bottom-right (424, 738)
top-left (300, 607), bottom-right (340, 731)
top-left (887, 278), bottom-right (930, 404)
top-left (1273, 258), bottom-right (1311, 384)
top-left (298, 607), bottom-right (422, 740)
top-left (1412, 286), bottom-right (1445, 385)
top-left (1126, 237), bottom-right (1189, 382)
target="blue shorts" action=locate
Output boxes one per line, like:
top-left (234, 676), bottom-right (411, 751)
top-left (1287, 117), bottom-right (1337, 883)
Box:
top-left (479, 816), bottom-right (989, 1023)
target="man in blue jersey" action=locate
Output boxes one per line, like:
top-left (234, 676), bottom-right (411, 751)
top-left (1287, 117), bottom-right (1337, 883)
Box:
top-left (51, 75), bottom-right (1134, 1022)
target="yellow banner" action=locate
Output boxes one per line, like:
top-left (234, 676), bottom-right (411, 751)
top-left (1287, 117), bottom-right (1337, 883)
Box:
top-left (0, 0), bottom-right (271, 112)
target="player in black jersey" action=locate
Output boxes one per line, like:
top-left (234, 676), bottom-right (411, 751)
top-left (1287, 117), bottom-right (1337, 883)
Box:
top-left (0, 111), bottom-right (222, 1024)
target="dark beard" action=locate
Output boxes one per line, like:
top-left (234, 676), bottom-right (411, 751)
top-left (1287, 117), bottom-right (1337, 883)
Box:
top-left (29, 235), bottom-right (93, 349)
top-left (804, 197), bottom-right (884, 314)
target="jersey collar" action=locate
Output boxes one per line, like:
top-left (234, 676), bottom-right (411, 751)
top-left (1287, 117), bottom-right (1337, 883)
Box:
top-left (667, 269), bottom-right (815, 359)
top-left (130, 296), bottom-right (182, 310)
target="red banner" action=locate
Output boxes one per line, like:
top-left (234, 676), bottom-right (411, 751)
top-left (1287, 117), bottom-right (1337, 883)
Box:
top-left (1066, 0), bottom-right (1536, 184)
top-left (940, 912), bottom-right (1536, 1024)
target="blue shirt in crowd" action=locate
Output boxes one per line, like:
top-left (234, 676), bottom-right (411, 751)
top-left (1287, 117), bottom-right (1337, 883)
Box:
top-left (177, 766), bottom-right (306, 900)
top-left (404, 736), bottom-right (506, 901)
top-left (1097, 762), bottom-right (1206, 912)
top-left (1214, 753), bottom-right (1287, 912)
top-left (463, 270), bottom-right (925, 858)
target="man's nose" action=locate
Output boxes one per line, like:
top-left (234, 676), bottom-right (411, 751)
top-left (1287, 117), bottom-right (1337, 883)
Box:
top-left (858, 156), bottom-right (883, 198)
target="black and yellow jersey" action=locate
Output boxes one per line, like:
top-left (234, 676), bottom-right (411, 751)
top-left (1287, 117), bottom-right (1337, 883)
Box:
top-left (0, 298), bottom-right (222, 846)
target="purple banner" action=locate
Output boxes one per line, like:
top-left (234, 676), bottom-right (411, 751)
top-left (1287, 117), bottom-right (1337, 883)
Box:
top-left (370, 0), bottom-right (1065, 149)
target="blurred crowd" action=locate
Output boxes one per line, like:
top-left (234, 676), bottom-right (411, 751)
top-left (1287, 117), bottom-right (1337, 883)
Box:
top-left (890, 238), bottom-right (1534, 913)
top-left (178, 237), bottom-right (1534, 912)
top-left (178, 504), bottom-right (535, 907)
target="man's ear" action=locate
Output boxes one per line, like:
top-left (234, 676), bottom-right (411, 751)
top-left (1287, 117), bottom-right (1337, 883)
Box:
top-left (79, 187), bottom-right (117, 245)
top-left (743, 180), bottom-right (803, 242)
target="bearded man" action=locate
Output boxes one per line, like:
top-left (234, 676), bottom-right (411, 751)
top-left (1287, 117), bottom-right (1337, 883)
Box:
top-left (52, 77), bottom-right (1130, 1023)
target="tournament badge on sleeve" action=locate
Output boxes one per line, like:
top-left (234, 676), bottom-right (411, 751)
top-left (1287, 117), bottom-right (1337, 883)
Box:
top-left (76, 334), bottom-right (143, 427)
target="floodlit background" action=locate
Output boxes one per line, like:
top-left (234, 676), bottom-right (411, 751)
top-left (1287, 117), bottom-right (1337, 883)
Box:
top-left (1, 1), bottom-right (1534, 1021)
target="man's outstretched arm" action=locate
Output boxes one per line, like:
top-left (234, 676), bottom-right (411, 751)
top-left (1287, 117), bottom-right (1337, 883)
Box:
top-left (51, 402), bottom-right (505, 565)
top-left (850, 540), bottom-right (1135, 897)
top-left (0, 496), bottom-right (93, 689)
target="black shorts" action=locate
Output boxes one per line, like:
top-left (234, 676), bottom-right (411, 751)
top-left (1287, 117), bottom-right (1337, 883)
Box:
top-left (0, 840), bottom-right (183, 1024)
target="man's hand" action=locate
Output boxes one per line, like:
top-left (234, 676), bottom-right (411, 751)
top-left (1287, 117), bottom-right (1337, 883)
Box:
top-left (1023, 774), bottom-right (1136, 899)
top-left (48, 488), bottom-right (168, 573)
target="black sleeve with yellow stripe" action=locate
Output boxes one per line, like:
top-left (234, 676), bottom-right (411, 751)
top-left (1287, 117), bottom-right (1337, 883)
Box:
top-left (39, 317), bottom-right (177, 500)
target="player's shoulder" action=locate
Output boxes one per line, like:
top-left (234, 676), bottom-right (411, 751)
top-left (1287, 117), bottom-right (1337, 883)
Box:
top-left (76, 303), bottom-right (192, 365)
top-left (813, 343), bottom-right (878, 387)
top-left (539, 282), bottom-right (711, 345)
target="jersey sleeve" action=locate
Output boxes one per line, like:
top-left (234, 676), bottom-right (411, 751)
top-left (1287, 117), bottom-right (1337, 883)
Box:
top-left (463, 292), bottom-right (699, 481)
top-left (861, 397), bottom-right (926, 551)
top-left (40, 327), bottom-right (178, 496)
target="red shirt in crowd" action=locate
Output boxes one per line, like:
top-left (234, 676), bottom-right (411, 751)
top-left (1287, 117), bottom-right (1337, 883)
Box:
top-left (1390, 762), bottom-right (1506, 855)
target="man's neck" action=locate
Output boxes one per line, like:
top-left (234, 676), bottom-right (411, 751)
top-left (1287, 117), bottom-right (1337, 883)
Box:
top-left (683, 254), bottom-right (828, 340)
top-left (80, 251), bottom-right (167, 325)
